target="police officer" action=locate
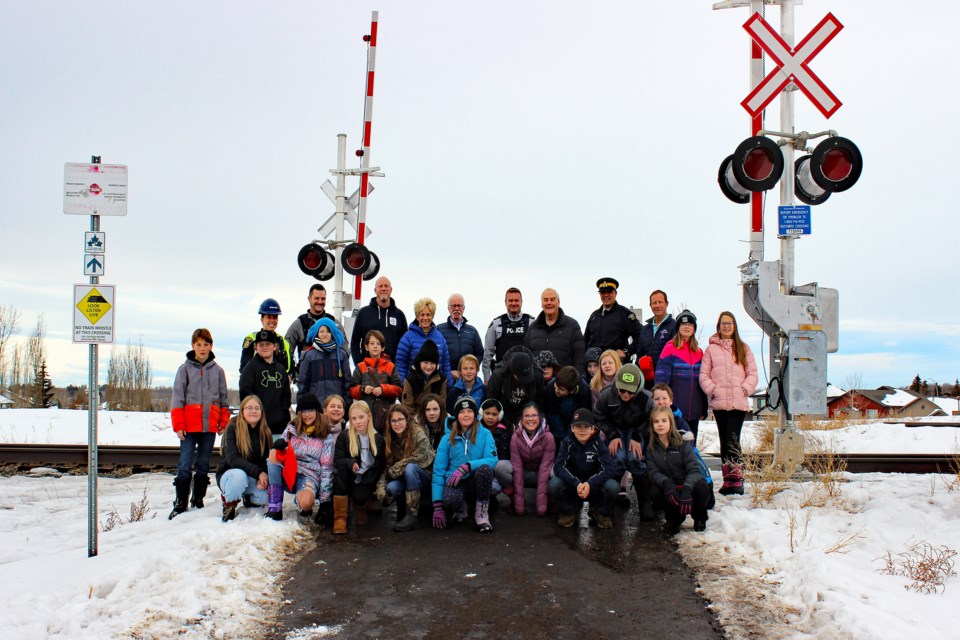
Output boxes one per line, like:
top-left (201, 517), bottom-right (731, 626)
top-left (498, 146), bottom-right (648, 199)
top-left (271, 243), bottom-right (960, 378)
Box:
top-left (584, 277), bottom-right (642, 363)
top-left (482, 287), bottom-right (534, 381)
top-left (240, 298), bottom-right (293, 376)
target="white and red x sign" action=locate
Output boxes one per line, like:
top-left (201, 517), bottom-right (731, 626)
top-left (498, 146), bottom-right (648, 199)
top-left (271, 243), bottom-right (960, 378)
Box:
top-left (742, 12), bottom-right (843, 119)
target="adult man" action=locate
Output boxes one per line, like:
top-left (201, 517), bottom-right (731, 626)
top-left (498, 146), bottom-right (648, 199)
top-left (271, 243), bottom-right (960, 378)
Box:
top-left (638, 289), bottom-right (676, 388)
top-left (524, 288), bottom-right (586, 374)
top-left (436, 293), bottom-right (484, 381)
top-left (482, 287), bottom-right (534, 380)
top-left (584, 277), bottom-right (642, 363)
top-left (350, 276), bottom-right (408, 365)
top-left (284, 284), bottom-right (339, 373)
top-left (240, 298), bottom-right (293, 376)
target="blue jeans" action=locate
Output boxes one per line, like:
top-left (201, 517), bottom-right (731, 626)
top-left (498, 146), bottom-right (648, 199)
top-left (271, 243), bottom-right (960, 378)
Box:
top-left (218, 468), bottom-right (268, 504)
top-left (612, 438), bottom-right (646, 480)
top-left (176, 432), bottom-right (216, 481)
top-left (386, 464), bottom-right (431, 498)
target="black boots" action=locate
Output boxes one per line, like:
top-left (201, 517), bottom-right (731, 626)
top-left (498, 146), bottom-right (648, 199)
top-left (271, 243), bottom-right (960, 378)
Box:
top-left (169, 477), bottom-right (191, 520)
top-left (190, 474), bottom-right (209, 509)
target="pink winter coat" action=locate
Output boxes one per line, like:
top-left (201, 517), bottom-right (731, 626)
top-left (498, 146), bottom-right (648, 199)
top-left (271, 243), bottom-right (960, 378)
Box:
top-left (509, 419), bottom-right (556, 516)
top-left (699, 334), bottom-right (758, 412)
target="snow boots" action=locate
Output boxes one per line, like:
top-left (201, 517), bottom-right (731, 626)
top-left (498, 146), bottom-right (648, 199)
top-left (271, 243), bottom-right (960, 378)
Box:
top-left (190, 474), bottom-right (209, 509)
top-left (221, 495), bottom-right (239, 522)
top-left (168, 477), bottom-right (191, 520)
top-left (475, 499), bottom-right (493, 533)
top-left (393, 490), bottom-right (420, 532)
top-left (353, 500), bottom-right (369, 526)
top-left (634, 475), bottom-right (655, 521)
top-left (333, 495), bottom-right (349, 534)
top-left (264, 484), bottom-right (284, 520)
top-left (719, 464), bottom-right (745, 496)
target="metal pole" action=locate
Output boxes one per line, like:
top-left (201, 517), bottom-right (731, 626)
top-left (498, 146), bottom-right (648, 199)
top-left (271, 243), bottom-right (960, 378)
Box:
top-left (778, 0), bottom-right (796, 432)
top-left (331, 134), bottom-right (348, 322)
top-left (748, 0), bottom-right (765, 262)
top-left (88, 155), bottom-right (100, 558)
top-left (354, 10), bottom-right (379, 305)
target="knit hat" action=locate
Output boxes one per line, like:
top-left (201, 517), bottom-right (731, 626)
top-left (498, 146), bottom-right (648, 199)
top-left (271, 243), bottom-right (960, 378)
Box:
top-left (297, 393), bottom-right (322, 414)
top-left (614, 363), bottom-right (644, 394)
top-left (585, 347), bottom-right (602, 365)
top-left (415, 339), bottom-right (440, 366)
top-left (453, 395), bottom-right (478, 417)
top-left (535, 350), bottom-right (559, 371)
top-left (508, 352), bottom-right (536, 385)
top-left (676, 310), bottom-right (697, 330)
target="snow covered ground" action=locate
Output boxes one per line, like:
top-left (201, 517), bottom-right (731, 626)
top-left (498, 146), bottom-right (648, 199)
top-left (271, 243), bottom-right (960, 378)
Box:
top-left (1, 408), bottom-right (959, 639)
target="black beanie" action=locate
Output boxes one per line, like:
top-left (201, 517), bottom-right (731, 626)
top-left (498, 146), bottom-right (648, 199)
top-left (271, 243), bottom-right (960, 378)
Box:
top-left (415, 339), bottom-right (440, 367)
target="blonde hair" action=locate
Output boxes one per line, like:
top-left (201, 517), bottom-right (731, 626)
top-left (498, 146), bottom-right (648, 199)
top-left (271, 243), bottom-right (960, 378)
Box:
top-left (231, 395), bottom-right (272, 458)
top-left (347, 401), bottom-right (378, 458)
top-left (647, 406), bottom-right (683, 452)
top-left (458, 354), bottom-right (480, 372)
top-left (590, 349), bottom-right (622, 396)
top-left (413, 297), bottom-right (436, 318)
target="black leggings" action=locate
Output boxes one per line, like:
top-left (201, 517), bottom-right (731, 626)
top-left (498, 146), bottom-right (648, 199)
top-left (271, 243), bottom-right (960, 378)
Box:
top-left (441, 464), bottom-right (494, 512)
top-left (713, 409), bottom-right (747, 465)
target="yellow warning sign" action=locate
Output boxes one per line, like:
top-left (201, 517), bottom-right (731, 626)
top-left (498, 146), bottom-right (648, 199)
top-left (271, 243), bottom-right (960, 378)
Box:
top-left (76, 287), bottom-right (112, 325)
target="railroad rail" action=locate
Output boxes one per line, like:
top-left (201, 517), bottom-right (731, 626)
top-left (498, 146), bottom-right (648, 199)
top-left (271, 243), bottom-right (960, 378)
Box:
top-left (0, 445), bottom-right (955, 475)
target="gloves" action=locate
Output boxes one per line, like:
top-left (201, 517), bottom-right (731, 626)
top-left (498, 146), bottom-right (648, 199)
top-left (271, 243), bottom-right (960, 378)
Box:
top-left (638, 355), bottom-right (654, 383)
top-left (446, 463), bottom-right (470, 487)
top-left (272, 438), bottom-right (288, 451)
top-left (665, 488), bottom-right (680, 508)
top-left (432, 501), bottom-right (447, 529)
top-left (679, 487), bottom-right (693, 516)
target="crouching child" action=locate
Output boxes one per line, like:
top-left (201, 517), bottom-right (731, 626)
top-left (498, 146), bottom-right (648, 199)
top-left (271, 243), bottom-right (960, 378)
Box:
top-left (548, 409), bottom-right (619, 528)
top-left (646, 406), bottom-right (711, 535)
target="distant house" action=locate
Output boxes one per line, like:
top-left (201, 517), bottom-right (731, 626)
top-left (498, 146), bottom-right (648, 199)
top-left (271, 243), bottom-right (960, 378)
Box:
top-left (0, 393), bottom-right (12, 409)
top-left (828, 386), bottom-right (946, 418)
top-left (928, 396), bottom-right (960, 416)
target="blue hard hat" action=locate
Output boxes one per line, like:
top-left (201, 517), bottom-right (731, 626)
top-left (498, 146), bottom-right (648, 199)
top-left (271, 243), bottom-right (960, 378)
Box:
top-left (258, 298), bottom-right (282, 315)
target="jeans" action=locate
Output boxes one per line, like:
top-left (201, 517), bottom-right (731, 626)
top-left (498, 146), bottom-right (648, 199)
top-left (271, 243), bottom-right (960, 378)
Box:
top-left (386, 463), bottom-right (431, 498)
top-left (612, 439), bottom-right (646, 479)
top-left (218, 468), bottom-right (268, 504)
top-left (548, 476), bottom-right (619, 517)
top-left (175, 432), bottom-right (216, 482)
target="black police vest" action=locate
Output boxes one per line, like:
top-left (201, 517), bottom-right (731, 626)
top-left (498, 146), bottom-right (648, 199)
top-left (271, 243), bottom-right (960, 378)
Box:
top-left (495, 314), bottom-right (530, 362)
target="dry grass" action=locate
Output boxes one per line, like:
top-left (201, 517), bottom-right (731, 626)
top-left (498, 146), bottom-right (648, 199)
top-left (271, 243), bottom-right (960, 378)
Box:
top-left (825, 527), bottom-right (866, 555)
top-left (876, 541), bottom-right (958, 594)
top-left (743, 451), bottom-right (792, 508)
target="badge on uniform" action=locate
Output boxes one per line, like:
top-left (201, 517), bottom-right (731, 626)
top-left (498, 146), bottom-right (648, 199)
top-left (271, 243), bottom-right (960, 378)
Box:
top-left (242, 337), bottom-right (253, 349)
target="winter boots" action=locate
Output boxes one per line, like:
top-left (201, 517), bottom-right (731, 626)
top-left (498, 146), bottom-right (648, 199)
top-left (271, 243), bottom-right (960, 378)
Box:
top-left (393, 490), bottom-right (420, 532)
top-left (168, 477), bottom-right (191, 520)
top-left (333, 495), bottom-right (349, 534)
top-left (264, 484), bottom-right (284, 520)
top-left (635, 475), bottom-right (655, 521)
top-left (190, 474), bottom-right (209, 509)
top-left (353, 500), bottom-right (369, 526)
top-left (719, 464), bottom-right (745, 496)
top-left (221, 495), bottom-right (239, 522)
top-left (475, 499), bottom-right (493, 533)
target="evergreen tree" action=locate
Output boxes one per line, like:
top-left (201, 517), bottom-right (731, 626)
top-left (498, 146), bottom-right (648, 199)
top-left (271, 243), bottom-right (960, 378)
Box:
top-left (36, 360), bottom-right (55, 408)
top-left (909, 375), bottom-right (921, 392)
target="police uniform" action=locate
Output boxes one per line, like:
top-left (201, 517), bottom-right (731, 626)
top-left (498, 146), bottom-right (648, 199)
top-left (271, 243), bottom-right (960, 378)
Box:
top-left (584, 277), bottom-right (642, 360)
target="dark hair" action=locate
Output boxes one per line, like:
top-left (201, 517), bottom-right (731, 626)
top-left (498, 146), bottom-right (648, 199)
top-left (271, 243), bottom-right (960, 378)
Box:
top-left (192, 328), bottom-right (213, 344)
top-left (417, 393), bottom-right (444, 430)
top-left (649, 289), bottom-right (668, 304)
top-left (651, 382), bottom-right (674, 400)
top-left (364, 329), bottom-right (386, 350)
top-left (383, 405), bottom-right (416, 463)
top-left (555, 366), bottom-right (580, 392)
top-left (309, 284), bottom-right (327, 295)
top-left (519, 402), bottom-right (541, 422)
top-left (504, 287), bottom-right (522, 300)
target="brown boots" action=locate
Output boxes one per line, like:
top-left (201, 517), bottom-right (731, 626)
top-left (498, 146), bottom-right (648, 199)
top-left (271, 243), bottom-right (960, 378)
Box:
top-left (333, 495), bottom-right (349, 534)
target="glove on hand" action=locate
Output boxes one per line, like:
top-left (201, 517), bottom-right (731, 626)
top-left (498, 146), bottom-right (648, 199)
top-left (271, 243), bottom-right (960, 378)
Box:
top-left (272, 438), bottom-right (288, 451)
top-left (679, 487), bottom-right (693, 516)
top-left (446, 463), bottom-right (470, 487)
top-left (665, 489), bottom-right (680, 508)
top-left (432, 501), bottom-right (447, 529)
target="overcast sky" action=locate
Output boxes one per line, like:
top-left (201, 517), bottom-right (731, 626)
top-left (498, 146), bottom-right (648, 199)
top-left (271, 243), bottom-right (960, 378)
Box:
top-left (2, 1), bottom-right (957, 393)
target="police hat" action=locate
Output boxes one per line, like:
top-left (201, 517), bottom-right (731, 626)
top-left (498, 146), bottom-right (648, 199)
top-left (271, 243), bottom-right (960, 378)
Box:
top-left (596, 277), bottom-right (619, 292)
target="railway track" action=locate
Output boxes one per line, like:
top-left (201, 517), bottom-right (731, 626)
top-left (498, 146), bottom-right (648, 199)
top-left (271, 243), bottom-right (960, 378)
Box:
top-left (0, 444), bottom-right (955, 475)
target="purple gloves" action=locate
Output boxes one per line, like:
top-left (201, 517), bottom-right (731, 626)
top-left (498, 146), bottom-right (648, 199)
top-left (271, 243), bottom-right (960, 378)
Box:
top-left (679, 487), bottom-right (693, 516)
top-left (665, 489), bottom-right (680, 508)
top-left (446, 463), bottom-right (470, 487)
top-left (432, 501), bottom-right (447, 529)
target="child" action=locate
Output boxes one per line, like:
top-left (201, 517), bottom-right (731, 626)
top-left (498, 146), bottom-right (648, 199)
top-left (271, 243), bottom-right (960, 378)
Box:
top-left (216, 395), bottom-right (273, 522)
top-left (543, 365), bottom-right (591, 444)
top-left (589, 349), bottom-right (622, 409)
top-left (584, 347), bottom-right (602, 382)
top-left (646, 406), bottom-right (710, 535)
top-left (652, 383), bottom-right (716, 510)
top-left (447, 354), bottom-right (486, 415)
top-left (332, 401), bottom-right (386, 533)
top-left (350, 329), bottom-right (402, 433)
top-left (298, 318), bottom-right (351, 408)
top-left (239, 330), bottom-right (292, 437)
top-left (401, 339), bottom-right (447, 415)
top-left (376, 404), bottom-right (435, 532)
top-left (417, 394), bottom-right (446, 451)
top-left (265, 393), bottom-right (335, 523)
top-left (494, 403), bottom-right (556, 516)
top-left (169, 328), bottom-right (230, 519)
top-left (536, 350), bottom-right (560, 385)
top-left (432, 396), bottom-right (498, 533)
top-left (549, 408), bottom-right (619, 528)
top-left (323, 394), bottom-right (347, 436)
top-left (654, 310), bottom-right (707, 438)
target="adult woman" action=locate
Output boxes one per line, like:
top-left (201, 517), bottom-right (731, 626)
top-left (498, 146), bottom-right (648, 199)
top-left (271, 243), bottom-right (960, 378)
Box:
top-left (699, 311), bottom-right (758, 496)
top-left (265, 393), bottom-right (335, 524)
top-left (216, 395), bottom-right (273, 522)
top-left (395, 297), bottom-right (452, 385)
top-left (654, 310), bottom-right (708, 438)
top-left (432, 396), bottom-right (498, 533)
top-left (323, 394), bottom-right (347, 436)
top-left (416, 393), bottom-right (446, 451)
top-left (333, 401), bottom-right (386, 533)
top-left (589, 349), bottom-right (622, 409)
top-left (376, 404), bottom-right (435, 532)
top-left (493, 403), bottom-right (556, 516)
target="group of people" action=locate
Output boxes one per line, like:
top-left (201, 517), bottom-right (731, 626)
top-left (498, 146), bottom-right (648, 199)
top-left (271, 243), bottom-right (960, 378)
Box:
top-left (168, 276), bottom-right (758, 536)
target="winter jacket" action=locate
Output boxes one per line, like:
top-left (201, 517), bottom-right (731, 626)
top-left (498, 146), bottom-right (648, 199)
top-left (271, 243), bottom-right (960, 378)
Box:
top-left (655, 341), bottom-right (708, 421)
top-left (542, 377), bottom-right (591, 442)
top-left (350, 354), bottom-right (402, 432)
top-left (483, 419), bottom-right (512, 461)
top-left (553, 433), bottom-right (617, 494)
top-left (524, 308), bottom-right (586, 374)
top-left (584, 302), bottom-right (642, 360)
top-left (431, 423), bottom-right (498, 502)
top-left (284, 309), bottom-right (342, 371)
top-left (486, 346), bottom-right (546, 426)
top-left (395, 321), bottom-right (452, 385)
top-left (240, 331), bottom-right (293, 376)
top-left (594, 384), bottom-right (653, 448)
top-left (281, 423), bottom-right (335, 503)
top-left (510, 418), bottom-right (557, 515)
top-left (216, 417), bottom-right (270, 486)
top-left (350, 297), bottom-right (408, 364)
top-left (333, 428), bottom-right (386, 486)
top-left (482, 312), bottom-right (534, 380)
top-left (402, 368), bottom-right (447, 416)
top-left (646, 439), bottom-right (701, 494)
top-left (699, 334), bottom-right (758, 412)
top-left (239, 355), bottom-right (292, 435)
top-left (437, 316), bottom-right (484, 374)
top-left (171, 350), bottom-right (229, 434)
top-left (446, 378), bottom-right (486, 416)
top-left (376, 426), bottom-right (435, 498)
top-left (297, 345), bottom-right (351, 407)
top-left (639, 315), bottom-right (677, 372)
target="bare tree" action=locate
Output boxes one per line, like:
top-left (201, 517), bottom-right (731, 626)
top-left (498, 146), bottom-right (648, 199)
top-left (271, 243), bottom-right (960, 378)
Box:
top-left (0, 303), bottom-right (21, 389)
top-left (840, 372), bottom-right (864, 417)
top-left (106, 339), bottom-right (154, 411)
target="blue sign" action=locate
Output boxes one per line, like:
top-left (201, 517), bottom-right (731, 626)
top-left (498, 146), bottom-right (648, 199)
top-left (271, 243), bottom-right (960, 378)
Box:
top-left (778, 205), bottom-right (811, 235)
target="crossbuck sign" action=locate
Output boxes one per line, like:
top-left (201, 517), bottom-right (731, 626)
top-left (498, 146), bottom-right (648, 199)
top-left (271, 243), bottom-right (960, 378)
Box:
top-left (741, 12), bottom-right (844, 119)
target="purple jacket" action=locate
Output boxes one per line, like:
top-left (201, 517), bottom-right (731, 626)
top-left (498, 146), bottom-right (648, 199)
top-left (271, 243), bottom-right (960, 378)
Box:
top-left (509, 418), bottom-right (557, 516)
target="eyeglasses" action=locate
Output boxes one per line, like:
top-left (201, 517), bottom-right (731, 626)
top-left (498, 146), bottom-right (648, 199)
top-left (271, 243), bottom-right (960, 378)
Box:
top-left (244, 405), bottom-right (262, 412)
top-left (449, 304), bottom-right (464, 309)
top-left (522, 414), bottom-right (539, 420)
top-left (389, 418), bottom-right (407, 425)
top-left (720, 322), bottom-right (734, 327)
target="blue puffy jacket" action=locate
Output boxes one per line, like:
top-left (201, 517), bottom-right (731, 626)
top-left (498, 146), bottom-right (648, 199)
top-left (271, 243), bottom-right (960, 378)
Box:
top-left (431, 423), bottom-right (498, 502)
top-left (395, 321), bottom-right (452, 385)
top-left (655, 341), bottom-right (707, 421)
